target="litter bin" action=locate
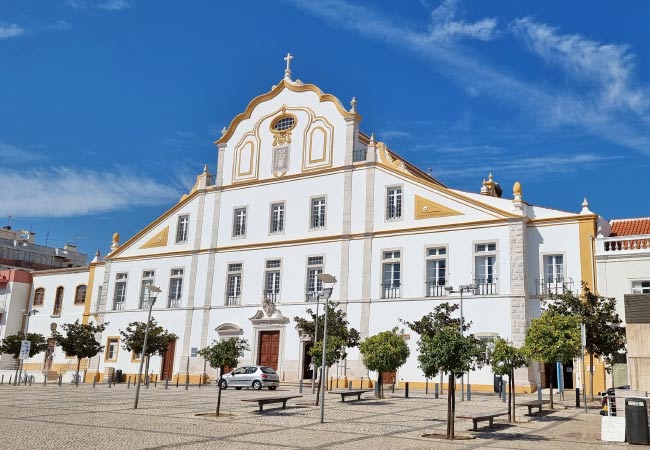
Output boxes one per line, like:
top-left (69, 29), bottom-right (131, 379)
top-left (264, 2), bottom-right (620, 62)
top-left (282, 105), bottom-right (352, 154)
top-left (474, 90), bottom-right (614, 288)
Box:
top-left (494, 375), bottom-right (502, 393)
top-left (625, 398), bottom-right (650, 445)
top-left (115, 369), bottom-right (123, 383)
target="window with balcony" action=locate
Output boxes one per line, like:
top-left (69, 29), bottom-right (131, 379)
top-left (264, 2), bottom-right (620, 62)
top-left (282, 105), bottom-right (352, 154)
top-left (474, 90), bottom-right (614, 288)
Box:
top-left (264, 259), bottom-right (281, 303)
top-left (176, 215), bottom-right (189, 243)
top-left (233, 207), bottom-right (247, 238)
top-left (425, 247), bottom-right (447, 297)
top-left (386, 187), bottom-right (402, 220)
top-left (270, 202), bottom-right (285, 234)
top-left (310, 197), bottom-right (326, 229)
top-left (33, 288), bottom-right (45, 306)
top-left (53, 287), bottom-right (64, 316)
top-left (226, 263), bottom-right (242, 306)
top-left (632, 280), bottom-right (650, 294)
top-left (74, 285), bottom-right (87, 304)
top-left (168, 268), bottom-right (183, 308)
top-left (139, 270), bottom-right (155, 309)
top-left (474, 243), bottom-right (497, 294)
top-left (381, 250), bottom-right (401, 298)
top-left (537, 254), bottom-right (570, 295)
top-left (305, 256), bottom-right (324, 301)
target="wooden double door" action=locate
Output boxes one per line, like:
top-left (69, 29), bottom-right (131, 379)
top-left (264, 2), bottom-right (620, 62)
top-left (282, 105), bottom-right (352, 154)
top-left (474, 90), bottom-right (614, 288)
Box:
top-left (161, 340), bottom-right (176, 380)
top-left (258, 331), bottom-right (280, 370)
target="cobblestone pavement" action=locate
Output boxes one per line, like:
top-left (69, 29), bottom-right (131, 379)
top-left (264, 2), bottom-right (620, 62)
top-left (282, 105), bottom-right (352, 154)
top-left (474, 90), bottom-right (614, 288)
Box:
top-left (0, 382), bottom-right (622, 450)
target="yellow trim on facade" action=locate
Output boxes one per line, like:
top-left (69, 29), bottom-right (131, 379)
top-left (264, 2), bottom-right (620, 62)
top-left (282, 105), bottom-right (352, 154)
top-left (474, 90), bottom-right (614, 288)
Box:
top-left (414, 194), bottom-right (463, 220)
top-left (81, 263), bottom-right (96, 324)
top-left (140, 226), bottom-right (170, 249)
top-left (579, 216), bottom-right (597, 290)
top-left (104, 336), bottom-right (120, 362)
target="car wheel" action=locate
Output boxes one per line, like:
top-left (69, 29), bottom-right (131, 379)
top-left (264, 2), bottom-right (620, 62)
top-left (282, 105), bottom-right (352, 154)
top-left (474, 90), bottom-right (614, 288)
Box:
top-left (268, 386), bottom-right (277, 391)
top-left (235, 387), bottom-right (242, 390)
top-left (219, 380), bottom-right (227, 389)
top-left (252, 380), bottom-right (262, 390)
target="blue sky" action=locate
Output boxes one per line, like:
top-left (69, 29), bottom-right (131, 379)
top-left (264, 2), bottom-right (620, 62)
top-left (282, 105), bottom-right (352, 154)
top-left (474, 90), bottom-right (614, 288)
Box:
top-left (1, 0), bottom-right (649, 260)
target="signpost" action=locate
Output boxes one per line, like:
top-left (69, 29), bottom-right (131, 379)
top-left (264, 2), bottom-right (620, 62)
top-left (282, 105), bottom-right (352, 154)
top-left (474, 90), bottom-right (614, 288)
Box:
top-left (19, 340), bottom-right (31, 360)
top-left (581, 323), bottom-right (587, 413)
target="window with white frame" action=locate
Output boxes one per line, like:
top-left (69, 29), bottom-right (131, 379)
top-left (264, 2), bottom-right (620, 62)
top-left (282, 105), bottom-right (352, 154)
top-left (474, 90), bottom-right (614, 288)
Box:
top-left (386, 187), bottom-right (402, 220)
top-left (425, 247), bottom-right (447, 297)
top-left (168, 268), bottom-right (183, 307)
top-left (264, 259), bottom-right (281, 303)
top-left (139, 270), bottom-right (155, 309)
top-left (270, 202), bottom-right (285, 234)
top-left (226, 263), bottom-right (242, 306)
top-left (381, 250), bottom-right (401, 298)
top-left (53, 287), bottom-right (64, 315)
top-left (176, 215), bottom-right (189, 243)
top-left (113, 273), bottom-right (127, 310)
top-left (632, 280), bottom-right (650, 294)
top-left (543, 255), bottom-right (564, 282)
top-left (474, 243), bottom-right (497, 294)
top-left (310, 197), bottom-right (326, 229)
top-left (106, 338), bottom-right (119, 361)
top-left (305, 256), bottom-right (324, 300)
top-left (233, 207), bottom-right (247, 238)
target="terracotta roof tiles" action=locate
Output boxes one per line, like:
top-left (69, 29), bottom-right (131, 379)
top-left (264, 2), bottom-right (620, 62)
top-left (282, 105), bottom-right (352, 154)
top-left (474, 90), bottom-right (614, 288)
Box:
top-left (610, 217), bottom-right (650, 236)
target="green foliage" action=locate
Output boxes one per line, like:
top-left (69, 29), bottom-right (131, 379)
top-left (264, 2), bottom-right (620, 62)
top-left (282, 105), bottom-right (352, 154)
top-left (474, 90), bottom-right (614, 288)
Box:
top-left (54, 320), bottom-right (107, 360)
top-left (488, 337), bottom-right (528, 376)
top-left (417, 326), bottom-right (486, 378)
top-left (294, 303), bottom-right (360, 366)
top-left (524, 310), bottom-right (581, 364)
top-left (402, 302), bottom-right (470, 338)
top-left (359, 328), bottom-right (410, 374)
top-left (0, 332), bottom-right (48, 359)
top-left (120, 317), bottom-right (178, 358)
top-left (199, 337), bottom-right (249, 372)
top-left (546, 284), bottom-right (626, 367)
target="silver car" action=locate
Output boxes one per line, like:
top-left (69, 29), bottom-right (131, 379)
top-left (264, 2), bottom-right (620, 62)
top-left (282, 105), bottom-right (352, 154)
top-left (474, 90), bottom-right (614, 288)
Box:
top-left (219, 365), bottom-right (280, 390)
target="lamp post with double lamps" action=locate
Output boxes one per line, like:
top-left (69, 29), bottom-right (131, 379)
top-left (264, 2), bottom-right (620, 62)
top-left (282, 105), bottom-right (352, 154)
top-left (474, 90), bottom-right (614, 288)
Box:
top-left (134, 284), bottom-right (161, 409)
top-left (444, 283), bottom-right (477, 401)
top-left (317, 273), bottom-right (337, 423)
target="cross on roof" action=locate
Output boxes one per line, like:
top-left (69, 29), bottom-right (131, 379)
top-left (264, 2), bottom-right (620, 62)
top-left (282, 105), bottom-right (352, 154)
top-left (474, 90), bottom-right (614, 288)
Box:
top-left (284, 52), bottom-right (293, 80)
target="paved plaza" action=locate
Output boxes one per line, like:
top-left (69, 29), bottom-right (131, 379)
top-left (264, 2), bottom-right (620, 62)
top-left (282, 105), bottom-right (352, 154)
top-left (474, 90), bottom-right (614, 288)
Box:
top-left (0, 382), bottom-right (621, 449)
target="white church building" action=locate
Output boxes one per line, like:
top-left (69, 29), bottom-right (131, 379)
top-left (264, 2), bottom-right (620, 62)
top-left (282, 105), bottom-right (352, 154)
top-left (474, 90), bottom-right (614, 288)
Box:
top-left (17, 57), bottom-right (602, 392)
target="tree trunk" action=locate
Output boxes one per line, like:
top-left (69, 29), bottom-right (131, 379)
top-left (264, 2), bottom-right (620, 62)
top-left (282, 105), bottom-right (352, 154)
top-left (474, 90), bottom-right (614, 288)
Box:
top-left (75, 358), bottom-right (81, 387)
top-left (315, 371), bottom-right (321, 406)
top-left (549, 364), bottom-right (555, 409)
top-left (145, 355), bottom-right (151, 387)
top-left (216, 366), bottom-right (223, 417)
top-left (377, 372), bottom-right (382, 399)
top-left (589, 353), bottom-right (594, 402)
top-left (511, 369), bottom-right (516, 423)
top-left (450, 375), bottom-right (456, 439)
top-left (507, 373), bottom-right (512, 422)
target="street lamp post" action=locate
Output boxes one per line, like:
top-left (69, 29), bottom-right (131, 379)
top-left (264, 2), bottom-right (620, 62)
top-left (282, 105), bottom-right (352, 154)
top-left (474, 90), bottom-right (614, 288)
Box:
top-left (15, 308), bottom-right (39, 385)
top-left (134, 284), bottom-right (161, 409)
top-left (318, 274), bottom-right (337, 424)
top-left (444, 283), bottom-right (477, 401)
top-left (309, 291), bottom-right (321, 394)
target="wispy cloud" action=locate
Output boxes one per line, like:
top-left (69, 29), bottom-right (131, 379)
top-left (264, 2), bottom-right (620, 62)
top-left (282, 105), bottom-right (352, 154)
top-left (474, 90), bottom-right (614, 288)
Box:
top-left (428, 0), bottom-right (497, 42)
top-left (0, 167), bottom-right (181, 218)
top-left (0, 23), bottom-right (24, 39)
top-left (65, 0), bottom-right (131, 11)
top-left (380, 129), bottom-right (412, 140)
top-left (0, 142), bottom-right (45, 163)
top-left (44, 20), bottom-right (72, 32)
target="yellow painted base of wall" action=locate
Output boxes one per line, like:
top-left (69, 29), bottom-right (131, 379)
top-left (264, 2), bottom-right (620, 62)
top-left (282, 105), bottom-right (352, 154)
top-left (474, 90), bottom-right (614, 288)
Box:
top-left (327, 378), bottom-right (536, 394)
top-left (83, 372), bottom-right (209, 384)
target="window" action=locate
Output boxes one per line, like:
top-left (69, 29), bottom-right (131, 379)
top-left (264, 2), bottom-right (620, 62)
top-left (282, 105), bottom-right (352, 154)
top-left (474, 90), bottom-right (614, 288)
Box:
top-left (311, 197), bottom-right (326, 229)
top-left (33, 288), bottom-right (45, 306)
top-left (305, 256), bottom-right (324, 300)
top-left (169, 268), bottom-right (184, 308)
top-left (632, 280), bottom-right (650, 294)
top-left (474, 243), bottom-right (497, 295)
top-left (271, 114), bottom-right (296, 132)
top-left (386, 187), bottom-right (402, 220)
top-left (113, 273), bottom-right (127, 310)
top-left (139, 270), bottom-right (155, 309)
top-left (74, 285), bottom-right (87, 304)
top-left (381, 250), bottom-right (401, 299)
top-left (226, 263), bottom-right (242, 306)
top-left (131, 351), bottom-right (142, 362)
top-left (176, 215), bottom-right (189, 243)
top-left (270, 202), bottom-right (285, 234)
top-left (233, 207), bottom-right (247, 238)
top-left (105, 338), bottom-right (119, 361)
top-left (425, 247), bottom-right (447, 297)
top-left (53, 287), bottom-right (64, 316)
top-left (264, 259), bottom-right (281, 303)
top-left (543, 255), bottom-right (564, 283)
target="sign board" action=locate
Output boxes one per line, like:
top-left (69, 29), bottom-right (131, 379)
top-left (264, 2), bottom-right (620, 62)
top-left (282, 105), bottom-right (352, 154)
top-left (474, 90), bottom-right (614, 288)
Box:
top-left (18, 340), bottom-right (31, 360)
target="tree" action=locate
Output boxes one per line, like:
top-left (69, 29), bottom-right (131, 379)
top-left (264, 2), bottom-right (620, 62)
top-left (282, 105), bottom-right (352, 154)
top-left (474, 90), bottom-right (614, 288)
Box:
top-left (198, 337), bottom-right (249, 417)
top-left (546, 284), bottom-right (626, 400)
top-left (120, 317), bottom-right (178, 384)
top-left (359, 328), bottom-right (410, 398)
top-left (418, 326), bottom-right (485, 439)
top-left (488, 337), bottom-right (529, 422)
top-left (54, 320), bottom-right (107, 386)
top-left (0, 332), bottom-right (48, 359)
top-left (524, 311), bottom-right (581, 409)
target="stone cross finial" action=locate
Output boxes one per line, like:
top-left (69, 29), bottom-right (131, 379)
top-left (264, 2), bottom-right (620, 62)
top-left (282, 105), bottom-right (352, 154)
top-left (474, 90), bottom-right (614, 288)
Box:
top-left (284, 53), bottom-right (294, 80)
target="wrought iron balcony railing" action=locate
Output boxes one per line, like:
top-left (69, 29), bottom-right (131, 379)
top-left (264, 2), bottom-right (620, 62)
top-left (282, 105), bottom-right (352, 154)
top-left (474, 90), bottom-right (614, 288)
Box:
top-left (381, 283), bottom-right (401, 299)
top-left (536, 277), bottom-right (574, 296)
top-left (425, 281), bottom-right (447, 297)
top-left (474, 279), bottom-right (498, 295)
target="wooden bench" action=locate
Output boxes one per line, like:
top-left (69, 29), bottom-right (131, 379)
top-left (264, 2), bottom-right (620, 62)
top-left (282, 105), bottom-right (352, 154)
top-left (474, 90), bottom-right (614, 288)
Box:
top-left (456, 411), bottom-right (509, 431)
top-left (330, 389), bottom-right (375, 402)
top-left (519, 399), bottom-right (550, 415)
top-left (241, 395), bottom-right (303, 412)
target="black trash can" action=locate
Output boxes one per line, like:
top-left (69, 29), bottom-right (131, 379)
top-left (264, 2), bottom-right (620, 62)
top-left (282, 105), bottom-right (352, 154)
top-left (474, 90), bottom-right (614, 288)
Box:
top-left (625, 398), bottom-right (650, 445)
top-left (115, 369), bottom-right (123, 383)
top-left (494, 375), bottom-right (502, 393)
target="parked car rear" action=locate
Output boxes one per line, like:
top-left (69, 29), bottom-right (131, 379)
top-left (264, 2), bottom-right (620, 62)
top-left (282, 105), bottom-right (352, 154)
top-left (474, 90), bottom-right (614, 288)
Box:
top-left (219, 365), bottom-right (280, 390)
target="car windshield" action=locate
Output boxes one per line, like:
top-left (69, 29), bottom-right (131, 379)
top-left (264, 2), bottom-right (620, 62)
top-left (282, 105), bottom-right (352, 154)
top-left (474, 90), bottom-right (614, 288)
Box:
top-left (260, 367), bottom-right (276, 374)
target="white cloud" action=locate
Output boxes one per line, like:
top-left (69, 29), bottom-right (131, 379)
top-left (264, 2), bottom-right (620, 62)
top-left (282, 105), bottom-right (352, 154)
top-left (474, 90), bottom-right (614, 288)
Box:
top-left (0, 23), bottom-right (24, 39)
top-left (0, 142), bottom-right (43, 163)
top-left (98, 0), bottom-right (131, 11)
top-left (45, 20), bottom-right (72, 31)
top-left (65, 0), bottom-right (131, 11)
top-left (428, 0), bottom-right (497, 42)
top-left (0, 167), bottom-right (181, 218)
top-left (380, 130), bottom-right (412, 140)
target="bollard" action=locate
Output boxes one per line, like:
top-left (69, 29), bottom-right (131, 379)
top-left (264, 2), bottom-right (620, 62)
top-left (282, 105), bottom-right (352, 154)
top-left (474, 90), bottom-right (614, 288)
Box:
top-left (348, 381), bottom-right (352, 390)
top-left (185, 375), bottom-right (189, 390)
top-left (127, 376), bottom-right (131, 388)
top-left (329, 377), bottom-right (333, 391)
top-left (165, 378), bottom-right (169, 390)
top-left (155, 375), bottom-right (158, 388)
top-left (93, 376), bottom-right (96, 388)
top-left (576, 387), bottom-right (581, 408)
top-left (176, 376), bottom-right (179, 388)
top-left (1, 374), bottom-right (3, 385)
top-left (8, 375), bottom-right (12, 385)
top-left (405, 382), bottom-right (409, 398)
top-left (58, 375), bottom-right (62, 387)
top-left (501, 381), bottom-right (506, 402)
top-left (467, 384), bottom-right (471, 401)
top-left (425, 378), bottom-right (428, 395)
top-left (299, 379), bottom-right (303, 394)
top-left (374, 382), bottom-right (379, 397)
top-left (434, 383), bottom-right (439, 399)
top-left (43, 375), bottom-right (47, 386)
top-left (392, 383), bottom-right (395, 394)
top-left (29, 376), bottom-right (32, 386)
top-left (361, 377), bottom-right (364, 389)
top-left (537, 382), bottom-right (542, 401)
